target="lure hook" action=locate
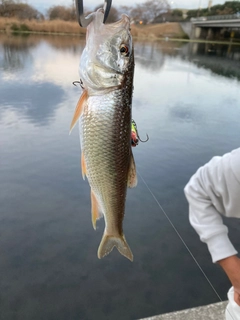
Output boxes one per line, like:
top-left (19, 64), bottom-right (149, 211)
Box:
top-left (75, 0), bottom-right (112, 27)
top-left (138, 133), bottom-right (149, 143)
top-left (131, 119), bottom-right (149, 145)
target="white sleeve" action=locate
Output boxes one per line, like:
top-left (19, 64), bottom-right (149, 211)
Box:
top-left (184, 155), bottom-right (238, 263)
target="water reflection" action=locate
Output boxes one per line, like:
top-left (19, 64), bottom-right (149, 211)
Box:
top-left (0, 34), bottom-right (84, 126)
top-left (168, 102), bottom-right (205, 124)
top-left (1, 34), bottom-right (240, 320)
top-left (0, 82), bottom-right (65, 125)
top-left (134, 41), bottom-right (165, 71)
top-left (135, 40), bottom-right (240, 80)
top-left (44, 34), bottom-right (86, 53)
top-left (134, 41), bottom-right (186, 71)
top-left (183, 42), bottom-right (240, 80)
top-left (0, 34), bottom-right (36, 71)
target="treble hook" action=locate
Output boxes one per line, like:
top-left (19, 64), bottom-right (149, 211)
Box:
top-left (75, 0), bottom-right (112, 28)
top-left (132, 120), bottom-right (149, 143)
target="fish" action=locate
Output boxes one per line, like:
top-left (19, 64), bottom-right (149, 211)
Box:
top-left (70, 9), bottom-right (137, 261)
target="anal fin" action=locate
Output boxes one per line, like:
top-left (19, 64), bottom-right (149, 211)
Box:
top-left (91, 190), bottom-right (100, 230)
top-left (81, 152), bottom-right (87, 180)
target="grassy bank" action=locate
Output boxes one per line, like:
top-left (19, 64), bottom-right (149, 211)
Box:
top-left (131, 23), bottom-right (188, 39)
top-left (0, 18), bottom-right (86, 35)
top-left (1, 18), bottom-right (239, 45)
top-left (0, 17), bottom-right (187, 39)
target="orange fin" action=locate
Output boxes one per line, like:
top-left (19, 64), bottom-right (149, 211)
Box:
top-left (127, 152), bottom-right (138, 188)
top-left (81, 152), bottom-right (87, 180)
top-left (91, 190), bottom-right (100, 230)
top-left (69, 90), bottom-right (87, 134)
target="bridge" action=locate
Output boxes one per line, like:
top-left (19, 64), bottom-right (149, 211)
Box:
top-left (191, 13), bottom-right (240, 28)
top-left (181, 14), bottom-right (240, 41)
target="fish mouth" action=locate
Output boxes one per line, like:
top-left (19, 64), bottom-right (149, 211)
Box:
top-left (105, 13), bottom-right (130, 30)
top-left (86, 10), bottom-right (131, 38)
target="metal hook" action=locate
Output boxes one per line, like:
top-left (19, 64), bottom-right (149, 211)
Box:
top-left (72, 80), bottom-right (81, 86)
top-left (75, 0), bottom-right (112, 27)
top-left (138, 133), bottom-right (149, 143)
top-left (72, 79), bottom-right (84, 89)
top-left (132, 120), bottom-right (149, 143)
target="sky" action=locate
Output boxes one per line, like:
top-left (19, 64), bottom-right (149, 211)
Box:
top-left (28, 0), bottom-right (230, 14)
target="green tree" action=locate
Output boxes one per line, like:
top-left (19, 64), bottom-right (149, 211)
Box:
top-left (172, 9), bottom-right (183, 17)
top-left (186, 1), bottom-right (240, 19)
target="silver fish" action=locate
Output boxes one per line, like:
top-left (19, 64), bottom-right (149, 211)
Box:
top-left (70, 10), bottom-right (137, 261)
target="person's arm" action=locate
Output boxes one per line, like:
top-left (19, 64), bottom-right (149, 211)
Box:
top-left (218, 255), bottom-right (240, 306)
top-left (184, 153), bottom-right (239, 303)
top-left (184, 155), bottom-right (237, 263)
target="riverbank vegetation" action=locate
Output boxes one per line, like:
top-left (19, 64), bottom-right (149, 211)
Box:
top-left (0, 17), bottom-right (187, 40)
top-left (0, 17), bottom-right (86, 35)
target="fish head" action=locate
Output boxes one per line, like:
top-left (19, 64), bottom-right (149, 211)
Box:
top-left (79, 10), bottom-right (133, 93)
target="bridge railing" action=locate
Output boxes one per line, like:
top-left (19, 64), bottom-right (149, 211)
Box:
top-left (191, 13), bottom-right (240, 22)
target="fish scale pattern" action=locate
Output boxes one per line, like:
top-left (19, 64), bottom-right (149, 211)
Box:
top-left (81, 86), bottom-right (132, 235)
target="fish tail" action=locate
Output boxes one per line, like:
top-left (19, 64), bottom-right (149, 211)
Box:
top-left (98, 233), bottom-right (133, 262)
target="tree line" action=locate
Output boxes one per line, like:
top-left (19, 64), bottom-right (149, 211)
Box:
top-left (187, 1), bottom-right (240, 20)
top-left (0, 0), bottom-right (239, 23)
top-left (0, 0), bottom-right (170, 23)
top-left (0, 0), bottom-right (43, 19)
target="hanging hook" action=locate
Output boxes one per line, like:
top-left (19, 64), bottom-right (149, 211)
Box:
top-left (75, 0), bottom-right (112, 28)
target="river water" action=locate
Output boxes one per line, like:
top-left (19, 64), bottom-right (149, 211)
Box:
top-left (0, 34), bottom-right (240, 320)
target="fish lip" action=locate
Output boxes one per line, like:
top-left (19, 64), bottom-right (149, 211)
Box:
top-left (90, 10), bottom-right (130, 31)
top-left (107, 14), bottom-right (130, 29)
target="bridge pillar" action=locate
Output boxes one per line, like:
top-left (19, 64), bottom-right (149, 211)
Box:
top-left (192, 25), bottom-right (226, 41)
top-left (206, 28), bottom-right (214, 40)
top-left (194, 26), bottom-right (201, 38)
top-left (192, 26), bottom-right (209, 40)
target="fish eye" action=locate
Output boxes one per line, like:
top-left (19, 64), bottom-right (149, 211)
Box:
top-left (120, 44), bottom-right (129, 56)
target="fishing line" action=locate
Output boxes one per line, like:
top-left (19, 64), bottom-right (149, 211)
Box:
top-left (137, 170), bottom-right (236, 315)
top-left (138, 171), bottom-right (236, 319)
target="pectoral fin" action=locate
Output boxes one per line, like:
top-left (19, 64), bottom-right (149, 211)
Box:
top-left (69, 90), bottom-right (87, 134)
top-left (91, 190), bottom-right (101, 230)
top-left (127, 152), bottom-right (138, 188)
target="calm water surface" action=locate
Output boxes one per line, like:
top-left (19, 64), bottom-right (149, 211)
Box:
top-left (1, 34), bottom-right (240, 320)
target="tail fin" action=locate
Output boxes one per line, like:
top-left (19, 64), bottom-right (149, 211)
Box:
top-left (97, 233), bottom-right (133, 261)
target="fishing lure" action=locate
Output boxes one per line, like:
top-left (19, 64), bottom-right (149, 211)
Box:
top-left (131, 119), bottom-right (149, 147)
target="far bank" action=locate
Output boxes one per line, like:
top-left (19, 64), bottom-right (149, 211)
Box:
top-left (0, 18), bottom-right (188, 40)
